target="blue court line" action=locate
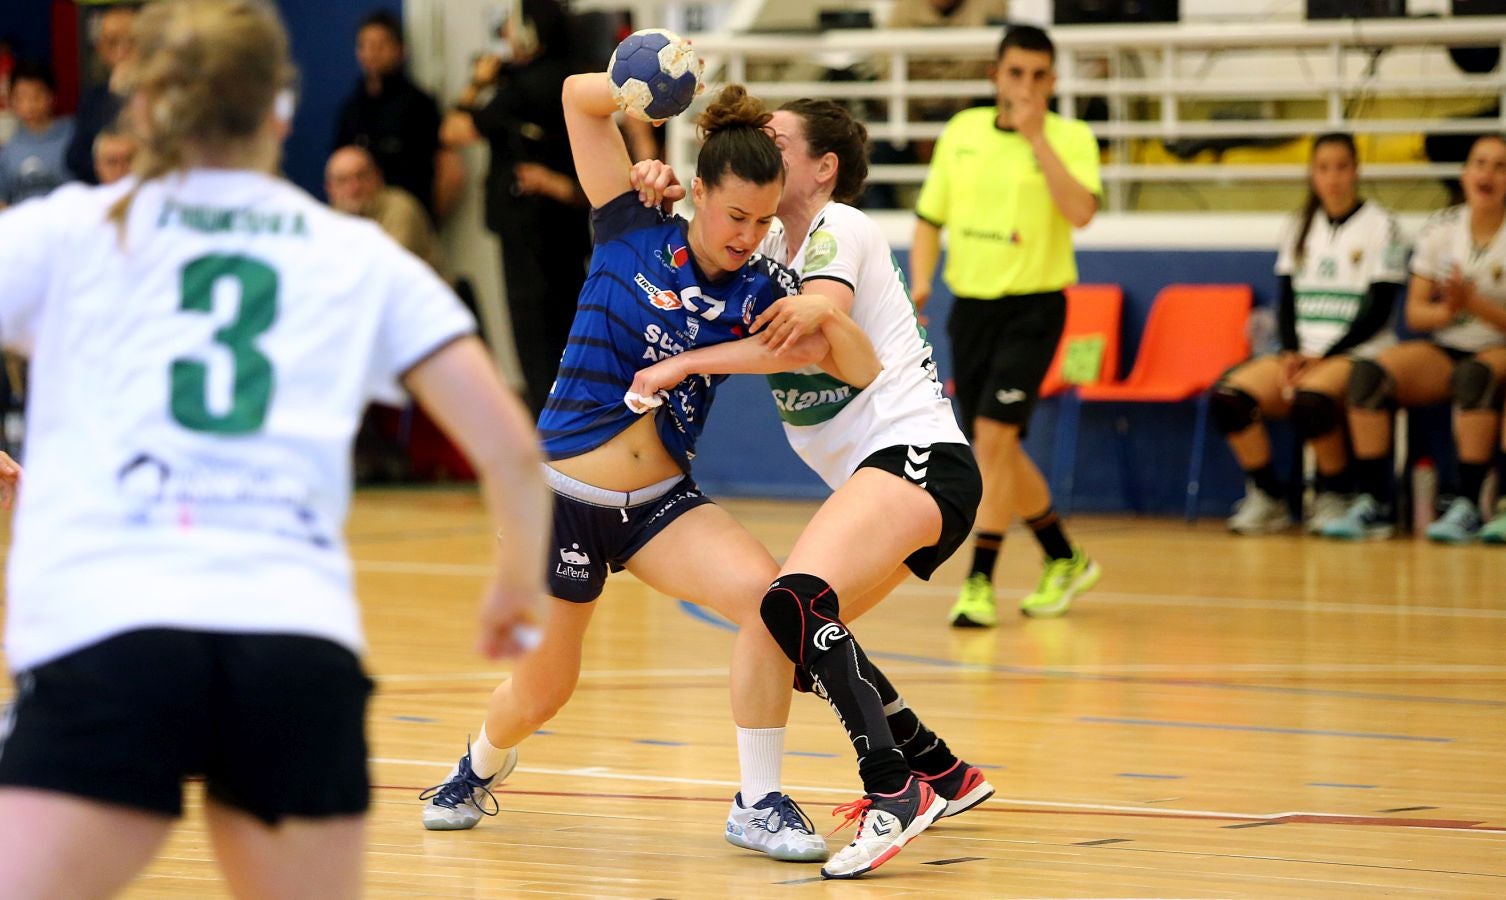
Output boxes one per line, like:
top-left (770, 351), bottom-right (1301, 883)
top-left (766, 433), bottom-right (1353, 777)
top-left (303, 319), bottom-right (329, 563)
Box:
top-left (674, 601), bottom-right (1505, 710)
top-left (786, 750), bottom-right (840, 758)
top-left (1309, 782), bottom-right (1378, 789)
top-left (1117, 772), bottom-right (1184, 780)
top-left (1079, 716), bottom-right (1451, 743)
top-left (393, 715), bottom-right (437, 723)
top-left (635, 739), bottom-right (688, 747)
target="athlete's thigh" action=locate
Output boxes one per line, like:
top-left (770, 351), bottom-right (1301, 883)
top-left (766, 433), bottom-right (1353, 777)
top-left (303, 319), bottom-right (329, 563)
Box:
top-left (1473, 345), bottom-right (1506, 378)
top-left (781, 468), bottom-right (942, 602)
top-left (1380, 340), bottom-right (1453, 406)
top-left (624, 503), bottom-right (778, 624)
top-left (840, 563), bottom-right (914, 622)
top-left (1294, 355), bottom-right (1353, 397)
top-left (1225, 355), bottom-right (1289, 413)
top-left (0, 788), bottom-right (172, 899)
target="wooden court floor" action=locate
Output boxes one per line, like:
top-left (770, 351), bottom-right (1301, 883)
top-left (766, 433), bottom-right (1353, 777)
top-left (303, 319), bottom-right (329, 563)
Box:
top-left (3, 487), bottom-right (1503, 897)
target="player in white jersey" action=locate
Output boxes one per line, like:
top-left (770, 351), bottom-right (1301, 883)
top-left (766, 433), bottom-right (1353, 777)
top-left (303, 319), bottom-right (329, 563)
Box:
top-left (1212, 134), bottom-right (1407, 535)
top-left (0, 3), bottom-right (548, 896)
top-left (629, 98), bottom-right (989, 879)
top-left (1324, 134), bottom-right (1506, 543)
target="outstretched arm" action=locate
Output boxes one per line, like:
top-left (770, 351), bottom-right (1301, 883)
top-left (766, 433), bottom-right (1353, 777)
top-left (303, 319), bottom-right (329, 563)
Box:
top-left (562, 73), bottom-right (636, 209)
top-left (753, 283), bottom-right (881, 388)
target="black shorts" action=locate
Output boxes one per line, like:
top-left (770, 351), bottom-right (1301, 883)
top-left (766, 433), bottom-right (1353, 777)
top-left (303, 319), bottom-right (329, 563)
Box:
top-left (856, 442), bottom-right (981, 580)
top-left (0, 629), bottom-right (372, 824)
top-left (947, 291), bottom-right (1068, 437)
top-left (545, 467), bottom-right (714, 603)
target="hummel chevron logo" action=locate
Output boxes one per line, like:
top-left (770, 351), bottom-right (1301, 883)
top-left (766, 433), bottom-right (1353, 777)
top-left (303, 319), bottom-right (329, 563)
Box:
top-left (904, 444), bottom-right (930, 485)
top-left (906, 446), bottom-right (931, 465)
top-left (870, 817), bottom-right (895, 837)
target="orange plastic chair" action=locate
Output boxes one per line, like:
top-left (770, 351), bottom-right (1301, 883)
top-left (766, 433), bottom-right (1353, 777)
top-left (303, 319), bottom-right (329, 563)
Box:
top-left (1040, 284), bottom-right (1123, 399)
top-left (1065, 284), bottom-right (1252, 520)
top-left (1041, 285), bottom-right (1123, 500)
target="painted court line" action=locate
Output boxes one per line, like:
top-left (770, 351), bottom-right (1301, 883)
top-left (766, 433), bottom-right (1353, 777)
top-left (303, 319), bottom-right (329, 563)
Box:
top-left (374, 756), bottom-right (1506, 833)
top-left (1078, 716), bottom-right (1452, 743)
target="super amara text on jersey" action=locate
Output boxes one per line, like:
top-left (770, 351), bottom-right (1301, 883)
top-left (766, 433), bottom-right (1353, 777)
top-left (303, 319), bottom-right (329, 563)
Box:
top-left (157, 199), bottom-right (309, 237)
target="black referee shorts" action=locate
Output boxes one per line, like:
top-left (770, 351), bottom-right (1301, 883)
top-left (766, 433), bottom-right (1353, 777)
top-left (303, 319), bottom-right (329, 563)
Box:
top-left (0, 629), bottom-right (372, 824)
top-left (947, 291), bottom-right (1068, 437)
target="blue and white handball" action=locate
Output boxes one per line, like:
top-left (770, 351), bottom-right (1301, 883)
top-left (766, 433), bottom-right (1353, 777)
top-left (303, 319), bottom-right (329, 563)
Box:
top-left (608, 28), bottom-right (704, 123)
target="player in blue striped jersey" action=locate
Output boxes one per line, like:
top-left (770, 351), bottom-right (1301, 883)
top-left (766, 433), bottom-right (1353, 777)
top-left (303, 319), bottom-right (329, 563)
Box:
top-left (423, 75), bottom-right (880, 865)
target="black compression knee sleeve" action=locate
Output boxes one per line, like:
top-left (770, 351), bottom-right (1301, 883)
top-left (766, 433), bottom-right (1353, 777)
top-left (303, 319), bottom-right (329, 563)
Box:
top-left (760, 573), bottom-right (847, 668)
top-left (1211, 383), bottom-right (1261, 435)
top-left (1291, 390), bottom-right (1343, 441)
top-left (1347, 359), bottom-right (1396, 411)
top-left (1451, 358), bottom-right (1504, 411)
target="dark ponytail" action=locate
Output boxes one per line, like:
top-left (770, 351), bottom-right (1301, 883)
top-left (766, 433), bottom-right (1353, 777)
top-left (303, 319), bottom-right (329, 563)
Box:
top-left (779, 98), bottom-right (869, 205)
top-left (1293, 132), bottom-right (1357, 268)
top-left (696, 85), bottom-right (782, 190)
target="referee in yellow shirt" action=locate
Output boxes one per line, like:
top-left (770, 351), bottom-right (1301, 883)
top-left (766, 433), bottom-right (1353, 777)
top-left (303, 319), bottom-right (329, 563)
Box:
top-left (911, 24), bottom-right (1101, 626)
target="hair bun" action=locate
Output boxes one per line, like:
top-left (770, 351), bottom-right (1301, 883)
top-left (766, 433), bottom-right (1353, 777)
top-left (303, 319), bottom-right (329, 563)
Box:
top-left (697, 85), bottom-right (770, 138)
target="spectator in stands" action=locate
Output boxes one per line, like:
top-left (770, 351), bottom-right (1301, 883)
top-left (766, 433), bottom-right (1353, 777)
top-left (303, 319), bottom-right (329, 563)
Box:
top-left (334, 10), bottom-right (442, 221)
top-left (0, 63), bottom-right (73, 208)
top-left (443, 0), bottom-right (589, 417)
top-left (911, 25), bottom-right (1100, 627)
top-left (1325, 134), bottom-right (1506, 543)
top-left (91, 122), bottom-right (136, 185)
top-left (1216, 134), bottom-right (1407, 536)
top-left (886, 0), bottom-right (1008, 124)
top-left (326, 144), bottom-right (444, 275)
top-left (65, 2), bottom-right (135, 185)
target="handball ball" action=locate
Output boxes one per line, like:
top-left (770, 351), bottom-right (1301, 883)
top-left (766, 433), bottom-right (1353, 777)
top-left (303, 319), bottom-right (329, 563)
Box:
top-left (608, 29), bottom-right (703, 123)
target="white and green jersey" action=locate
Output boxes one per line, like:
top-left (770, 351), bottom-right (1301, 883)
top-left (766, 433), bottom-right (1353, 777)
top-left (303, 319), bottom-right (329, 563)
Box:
top-left (0, 170), bottom-right (474, 671)
top-left (759, 201), bottom-right (966, 489)
top-left (1410, 204), bottom-right (1506, 352)
top-left (1275, 200), bottom-right (1406, 357)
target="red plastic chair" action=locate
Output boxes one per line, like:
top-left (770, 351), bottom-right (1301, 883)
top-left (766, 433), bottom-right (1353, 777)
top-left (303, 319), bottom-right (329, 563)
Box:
top-left (1066, 284), bottom-right (1252, 520)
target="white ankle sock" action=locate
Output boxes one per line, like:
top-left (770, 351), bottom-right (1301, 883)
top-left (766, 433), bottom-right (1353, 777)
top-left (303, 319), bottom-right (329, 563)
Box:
top-left (469, 725), bottom-right (513, 780)
top-left (736, 726), bottom-right (785, 803)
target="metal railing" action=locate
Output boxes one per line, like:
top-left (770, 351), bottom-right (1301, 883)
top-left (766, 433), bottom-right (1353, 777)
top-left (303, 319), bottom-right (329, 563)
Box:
top-left (664, 17), bottom-right (1506, 211)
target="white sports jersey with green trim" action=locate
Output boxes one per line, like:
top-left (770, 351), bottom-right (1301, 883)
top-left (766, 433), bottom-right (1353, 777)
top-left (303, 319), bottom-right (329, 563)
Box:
top-left (1410, 204), bottom-right (1506, 352)
top-left (759, 202), bottom-right (966, 489)
top-left (1274, 200), bottom-right (1406, 358)
top-left (0, 171), bottom-right (474, 671)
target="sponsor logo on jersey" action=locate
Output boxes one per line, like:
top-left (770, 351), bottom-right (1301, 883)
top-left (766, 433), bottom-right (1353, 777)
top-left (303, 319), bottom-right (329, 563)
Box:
top-left (773, 383), bottom-right (854, 413)
top-left (634, 272), bottom-right (680, 310)
top-left (115, 452), bottom-right (329, 546)
top-left (804, 230), bottom-right (838, 271)
top-left (559, 544), bottom-right (590, 565)
top-left (1351, 249), bottom-right (1364, 266)
top-left (655, 242), bottom-right (689, 270)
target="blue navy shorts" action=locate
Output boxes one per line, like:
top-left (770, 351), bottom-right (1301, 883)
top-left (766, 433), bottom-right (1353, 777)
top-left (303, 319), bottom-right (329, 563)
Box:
top-left (545, 467), bottom-right (714, 602)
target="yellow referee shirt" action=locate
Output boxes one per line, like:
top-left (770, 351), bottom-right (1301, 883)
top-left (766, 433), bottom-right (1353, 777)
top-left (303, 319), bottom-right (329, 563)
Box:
top-left (916, 107), bottom-right (1101, 298)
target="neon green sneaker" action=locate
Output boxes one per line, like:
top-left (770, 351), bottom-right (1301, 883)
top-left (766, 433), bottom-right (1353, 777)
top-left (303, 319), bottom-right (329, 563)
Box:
top-left (1481, 501), bottom-right (1506, 545)
top-left (948, 573), bottom-right (997, 628)
top-left (1019, 548), bottom-right (1100, 619)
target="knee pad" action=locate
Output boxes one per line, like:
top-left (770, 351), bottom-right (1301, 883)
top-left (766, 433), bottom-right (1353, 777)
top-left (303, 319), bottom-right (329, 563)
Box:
top-left (1211, 384), bottom-right (1261, 434)
top-left (1450, 358), bottom-right (1504, 411)
top-left (1291, 390), bottom-right (1343, 441)
top-left (759, 573), bottom-right (847, 668)
top-left (1346, 359), bottom-right (1396, 411)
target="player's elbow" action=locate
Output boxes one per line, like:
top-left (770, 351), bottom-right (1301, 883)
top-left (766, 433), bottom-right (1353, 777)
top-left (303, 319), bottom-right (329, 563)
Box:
top-left (783, 334), bottom-right (829, 369)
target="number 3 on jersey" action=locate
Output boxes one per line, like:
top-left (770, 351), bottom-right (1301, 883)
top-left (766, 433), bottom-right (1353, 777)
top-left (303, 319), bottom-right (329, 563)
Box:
top-left (170, 254), bottom-right (278, 434)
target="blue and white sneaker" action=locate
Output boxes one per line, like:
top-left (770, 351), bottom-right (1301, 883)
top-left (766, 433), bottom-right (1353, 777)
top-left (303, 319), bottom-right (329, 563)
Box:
top-left (1425, 496), bottom-right (1482, 545)
top-left (420, 746), bottom-right (516, 831)
top-left (725, 791), bottom-right (827, 862)
top-left (1320, 493), bottom-right (1394, 541)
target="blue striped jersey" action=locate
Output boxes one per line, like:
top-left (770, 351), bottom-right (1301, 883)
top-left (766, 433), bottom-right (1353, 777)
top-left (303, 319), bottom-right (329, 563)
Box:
top-left (539, 191), bottom-right (799, 468)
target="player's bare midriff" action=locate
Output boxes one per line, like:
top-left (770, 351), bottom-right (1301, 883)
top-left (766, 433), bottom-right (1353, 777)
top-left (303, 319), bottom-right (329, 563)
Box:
top-left (547, 413), bottom-right (684, 491)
